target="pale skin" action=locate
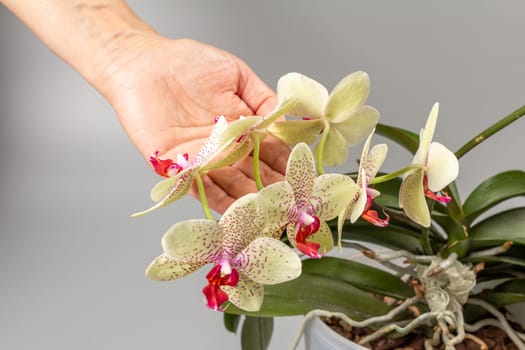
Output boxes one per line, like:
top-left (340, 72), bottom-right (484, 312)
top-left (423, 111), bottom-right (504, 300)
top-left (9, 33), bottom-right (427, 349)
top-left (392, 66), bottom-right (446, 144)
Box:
top-left (1, 0), bottom-right (289, 213)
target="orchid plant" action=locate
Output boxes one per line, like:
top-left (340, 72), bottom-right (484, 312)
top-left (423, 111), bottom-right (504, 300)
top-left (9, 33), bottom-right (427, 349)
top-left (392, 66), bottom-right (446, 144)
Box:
top-left (136, 71), bottom-right (525, 350)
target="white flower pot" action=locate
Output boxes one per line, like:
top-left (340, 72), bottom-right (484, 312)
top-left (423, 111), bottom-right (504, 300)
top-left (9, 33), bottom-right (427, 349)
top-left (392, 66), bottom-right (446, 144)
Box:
top-left (304, 315), bottom-right (368, 350)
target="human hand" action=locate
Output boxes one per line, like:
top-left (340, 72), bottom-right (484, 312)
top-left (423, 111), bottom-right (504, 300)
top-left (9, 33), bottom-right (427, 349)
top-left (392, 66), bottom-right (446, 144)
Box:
top-left (101, 37), bottom-right (290, 213)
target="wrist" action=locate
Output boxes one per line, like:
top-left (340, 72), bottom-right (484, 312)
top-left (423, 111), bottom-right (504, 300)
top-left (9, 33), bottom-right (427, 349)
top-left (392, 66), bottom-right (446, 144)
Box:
top-left (2, 0), bottom-right (159, 99)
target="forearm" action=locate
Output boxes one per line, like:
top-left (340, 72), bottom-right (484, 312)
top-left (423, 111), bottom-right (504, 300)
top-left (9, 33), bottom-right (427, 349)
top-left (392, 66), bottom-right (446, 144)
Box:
top-left (1, 0), bottom-right (157, 97)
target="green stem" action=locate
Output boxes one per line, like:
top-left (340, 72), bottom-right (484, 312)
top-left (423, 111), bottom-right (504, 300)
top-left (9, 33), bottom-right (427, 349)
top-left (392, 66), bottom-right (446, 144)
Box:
top-left (315, 120), bottom-right (330, 175)
top-left (420, 200), bottom-right (435, 255)
top-left (252, 134), bottom-right (264, 190)
top-left (195, 174), bottom-right (214, 220)
top-left (455, 105), bottom-right (525, 159)
top-left (370, 164), bottom-right (424, 185)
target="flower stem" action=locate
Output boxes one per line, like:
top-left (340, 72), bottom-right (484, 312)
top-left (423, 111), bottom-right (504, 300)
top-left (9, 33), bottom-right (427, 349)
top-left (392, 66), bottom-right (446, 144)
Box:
top-left (370, 164), bottom-right (424, 185)
top-left (252, 133), bottom-right (264, 190)
top-left (455, 105), bottom-right (525, 159)
top-left (420, 200), bottom-right (435, 255)
top-left (195, 174), bottom-right (214, 220)
top-left (315, 120), bottom-right (330, 175)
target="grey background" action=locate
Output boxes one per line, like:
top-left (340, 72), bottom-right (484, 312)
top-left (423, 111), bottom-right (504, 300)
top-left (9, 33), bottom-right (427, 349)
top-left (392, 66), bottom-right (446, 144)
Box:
top-left (1, 1), bottom-right (524, 349)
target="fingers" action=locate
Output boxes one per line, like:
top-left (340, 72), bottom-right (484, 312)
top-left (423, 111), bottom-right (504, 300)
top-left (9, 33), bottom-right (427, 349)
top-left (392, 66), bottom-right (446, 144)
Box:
top-left (190, 174), bottom-right (237, 215)
top-left (236, 59), bottom-right (277, 116)
top-left (258, 135), bottom-right (290, 175)
top-left (194, 137), bottom-right (291, 214)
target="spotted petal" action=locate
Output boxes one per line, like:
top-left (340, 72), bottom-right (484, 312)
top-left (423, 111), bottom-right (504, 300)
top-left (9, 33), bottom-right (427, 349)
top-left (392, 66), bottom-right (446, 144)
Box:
top-left (333, 106), bottom-right (380, 146)
top-left (268, 119), bottom-right (324, 146)
top-left (235, 237), bottom-right (301, 285)
top-left (286, 143), bottom-right (317, 206)
top-left (399, 169), bottom-right (430, 227)
top-left (193, 115), bottom-right (230, 166)
top-left (145, 254), bottom-right (204, 281)
top-left (311, 174), bottom-right (357, 221)
top-left (222, 274), bottom-right (264, 312)
top-left (350, 169), bottom-right (369, 223)
top-left (366, 144), bottom-right (388, 180)
top-left (258, 181), bottom-right (295, 238)
top-left (131, 169), bottom-right (196, 217)
top-left (277, 73), bottom-right (328, 119)
top-left (204, 137), bottom-right (253, 171)
top-left (220, 193), bottom-right (268, 254)
top-left (325, 71), bottom-right (371, 123)
top-left (161, 219), bottom-right (222, 265)
top-left (426, 142), bottom-right (459, 192)
top-left (218, 117), bottom-right (260, 147)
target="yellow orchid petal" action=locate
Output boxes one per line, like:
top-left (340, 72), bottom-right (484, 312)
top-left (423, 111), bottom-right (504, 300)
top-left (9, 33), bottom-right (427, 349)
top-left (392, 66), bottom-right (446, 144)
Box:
top-left (414, 102), bottom-right (439, 165)
top-left (333, 105), bottom-right (380, 146)
top-left (277, 72), bottom-right (328, 119)
top-left (222, 275), bottom-right (264, 312)
top-left (258, 181), bottom-right (296, 238)
top-left (236, 237), bottom-right (301, 285)
top-left (286, 143), bottom-right (317, 205)
top-left (306, 221), bottom-right (334, 256)
top-left (161, 219), bottom-right (222, 262)
top-left (311, 174), bottom-right (358, 221)
top-left (268, 119), bottom-right (324, 146)
top-left (145, 254), bottom-right (204, 281)
top-left (319, 127), bottom-right (348, 166)
top-left (399, 169), bottom-right (430, 227)
top-left (220, 193), bottom-right (268, 254)
top-left (325, 71), bottom-right (371, 123)
top-left (351, 169), bottom-right (369, 223)
top-left (367, 143), bottom-right (388, 180)
top-left (426, 142), bottom-right (459, 192)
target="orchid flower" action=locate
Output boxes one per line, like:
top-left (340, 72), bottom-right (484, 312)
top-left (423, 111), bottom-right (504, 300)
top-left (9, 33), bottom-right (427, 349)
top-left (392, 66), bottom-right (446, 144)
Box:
top-left (259, 143), bottom-right (358, 258)
top-left (133, 116), bottom-right (234, 217)
top-left (210, 99), bottom-right (297, 188)
top-left (145, 193), bottom-right (302, 312)
top-left (339, 131), bottom-right (389, 242)
top-left (269, 71), bottom-right (380, 168)
top-left (399, 103), bottom-right (459, 227)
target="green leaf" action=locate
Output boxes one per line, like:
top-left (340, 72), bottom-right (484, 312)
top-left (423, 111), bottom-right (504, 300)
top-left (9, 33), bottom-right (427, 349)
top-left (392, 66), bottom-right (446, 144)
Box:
top-left (301, 257), bottom-right (413, 300)
top-left (372, 176), bottom-right (402, 209)
top-left (469, 207), bottom-right (525, 248)
top-left (241, 316), bottom-right (273, 350)
top-left (495, 278), bottom-right (525, 293)
top-left (464, 255), bottom-right (525, 268)
top-left (337, 220), bottom-right (423, 253)
top-left (432, 212), bottom-right (467, 243)
top-left (465, 279), bottom-right (525, 321)
top-left (224, 313), bottom-right (241, 334)
top-left (463, 170), bottom-right (525, 224)
top-left (375, 123), bottom-right (419, 154)
top-left (225, 271), bottom-right (393, 318)
top-left (480, 291), bottom-right (525, 307)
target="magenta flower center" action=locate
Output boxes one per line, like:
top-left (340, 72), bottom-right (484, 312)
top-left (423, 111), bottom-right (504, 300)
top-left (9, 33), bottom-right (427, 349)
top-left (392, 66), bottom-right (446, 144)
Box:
top-left (294, 209), bottom-right (322, 258)
top-left (149, 151), bottom-right (189, 178)
top-left (202, 263), bottom-right (239, 311)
